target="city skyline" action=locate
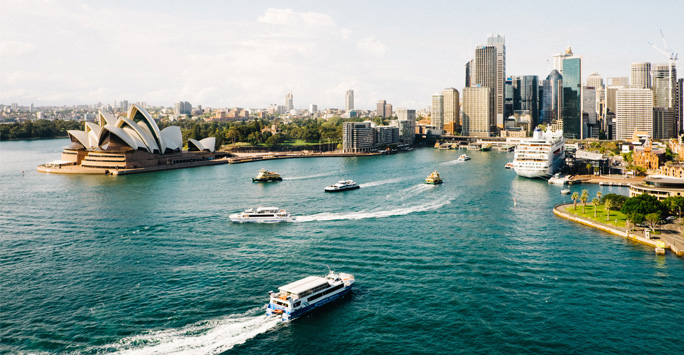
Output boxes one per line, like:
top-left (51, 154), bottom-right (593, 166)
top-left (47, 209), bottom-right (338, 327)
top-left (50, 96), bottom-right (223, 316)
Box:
top-left (1, 0), bottom-right (683, 109)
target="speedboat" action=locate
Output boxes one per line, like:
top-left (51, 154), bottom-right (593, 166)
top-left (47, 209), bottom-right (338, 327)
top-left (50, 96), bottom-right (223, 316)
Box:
top-left (229, 207), bottom-right (294, 223)
top-left (266, 270), bottom-right (355, 321)
top-left (253, 169), bottom-right (282, 182)
top-left (425, 170), bottom-right (443, 185)
top-left (457, 154), bottom-right (471, 161)
top-left (504, 162), bottom-right (514, 169)
top-left (560, 188), bottom-right (571, 195)
top-left (324, 180), bottom-right (360, 192)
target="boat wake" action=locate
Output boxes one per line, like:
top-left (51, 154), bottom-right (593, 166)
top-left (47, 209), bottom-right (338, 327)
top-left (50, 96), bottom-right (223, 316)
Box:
top-left (89, 309), bottom-right (279, 355)
top-left (284, 172), bottom-right (332, 180)
top-left (359, 177), bottom-right (404, 188)
top-left (440, 159), bottom-right (464, 166)
top-left (396, 183), bottom-right (434, 200)
top-left (296, 196), bottom-right (452, 222)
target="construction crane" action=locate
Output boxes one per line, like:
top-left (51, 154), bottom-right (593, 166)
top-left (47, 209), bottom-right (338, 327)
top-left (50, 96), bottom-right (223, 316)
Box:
top-left (648, 30), bottom-right (678, 108)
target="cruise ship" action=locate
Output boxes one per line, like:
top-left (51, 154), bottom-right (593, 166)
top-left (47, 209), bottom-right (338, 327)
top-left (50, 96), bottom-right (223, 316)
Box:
top-left (512, 128), bottom-right (565, 179)
top-left (229, 207), bottom-right (294, 223)
top-left (266, 270), bottom-right (355, 321)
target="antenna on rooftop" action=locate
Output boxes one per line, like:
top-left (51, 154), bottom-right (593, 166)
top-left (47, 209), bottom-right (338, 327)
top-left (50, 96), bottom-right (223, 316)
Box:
top-left (648, 30), bottom-right (678, 108)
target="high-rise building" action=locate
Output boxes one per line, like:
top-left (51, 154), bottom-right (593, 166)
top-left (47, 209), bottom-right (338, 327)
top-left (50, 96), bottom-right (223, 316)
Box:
top-left (394, 108), bottom-right (416, 144)
top-left (616, 88), bottom-right (653, 140)
top-left (442, 88), bottom-right (460, 134)
top-left (586, 72), bottom-right (604, 89)
top-left (653, 63), bottom-right (677, 108)
top-left (120, 100), bottom-right (129, 113)
top-left (285, 93), bottom-right (293, 111)
top-left (376, 100), bottom-right (393, 118)
top-left (465, 60), bottom-right (473, 88)
top-left (541, 69), bottom-right (562, 124)
top-left (561, 56), bottom-right (582, 139)
top-left (653, 107), bottom-right (674, 139)
top-left (310, 104), bottom-right (317, 114)
top-left (462, 87), bottom-right (491, 137)
top-left (474, 45), bottom-right (497, 131)
top-left (582, 86), bottom-right (598, 138)
top-left (174, 101), bottom-right (191, 115)
top-left (504, 77), bottom-right (515, 119)
top-left (552, 47), bottom-right (573, 74)
top-left (608, 77), bottom-right (630, 87)
top-left (431, 93), bottom-right (444, 133)
top-left (630, 62), bottom-right (652, 89)
top-left (516, 75), bottom-right (539, 126)
top-left (487, 33), bottom-right (506, 127)
top-left (345, 90), bottom-right (354, 112)
top-left (342, 121), bottom-right (374, 153)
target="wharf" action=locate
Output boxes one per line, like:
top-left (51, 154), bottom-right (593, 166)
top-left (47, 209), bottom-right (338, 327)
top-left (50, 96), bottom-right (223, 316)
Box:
top-left (568, 174), bottom-right (644, 186)
top-left (227, 151), bottom-right (383, 164)
top-left (554, 204), bottom-right (684, 258)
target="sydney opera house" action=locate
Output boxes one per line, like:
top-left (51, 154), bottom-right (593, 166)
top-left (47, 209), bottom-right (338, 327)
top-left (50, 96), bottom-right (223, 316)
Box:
top-left (38, 104), bottom-right (225, 175)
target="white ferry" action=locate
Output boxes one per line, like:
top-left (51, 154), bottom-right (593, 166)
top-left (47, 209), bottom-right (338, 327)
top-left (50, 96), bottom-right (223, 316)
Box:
top-left (513, 128), bottom-right (565, 179)
top-left (324, 180), bottom-right (360, 192)
top-left (229, 207), bottom-right (294, 223)
top-left (266, 270), bottom-right (355, 321)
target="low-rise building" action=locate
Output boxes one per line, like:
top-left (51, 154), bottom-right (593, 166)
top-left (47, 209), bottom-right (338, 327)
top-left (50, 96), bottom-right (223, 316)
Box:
top-left (632, 139), bottom-right (665, 172)
top-left (629, 175), bottom-right (684, 200)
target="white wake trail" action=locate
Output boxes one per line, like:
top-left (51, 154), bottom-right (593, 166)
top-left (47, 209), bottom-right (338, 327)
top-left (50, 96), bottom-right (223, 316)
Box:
top-left (95, 309), bottom-right (280, 355)
top-left (359, 177), bottom-right (404, 188)
top-left (396, 183), bottom-right (433, 200)
top-left (440, 159), bottom-right (464, 166)
top-left (284, 172), bottom-right (332, 180)
top-left (296, 197), bottom-right (452, 222)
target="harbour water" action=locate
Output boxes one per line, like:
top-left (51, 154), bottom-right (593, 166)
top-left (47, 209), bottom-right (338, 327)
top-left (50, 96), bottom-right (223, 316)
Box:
top-left (2, 139), bottom-right (684, 354)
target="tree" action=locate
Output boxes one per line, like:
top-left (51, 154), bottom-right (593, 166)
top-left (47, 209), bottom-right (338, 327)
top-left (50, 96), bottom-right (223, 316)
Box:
top-left (605, 200), bottom-right (613, 221)
top-left (586, 163), bottom-right (593, 174)
top-left (601, 193), bottom-right (627, 210)
top-left (663, 195), bottom-right (684, 217)
top-left (621, 193), bottom-right (667, 217)
top-left (592, 198), bottom-right (600, 217)
top-left (596, 191), bottom-right (602, 202)
top-left (580, 189), bottom-right (589, 213)
top-left (572, 192), bottom-right (580, 211)
top-left (644, 212), bottom-right (661, 231)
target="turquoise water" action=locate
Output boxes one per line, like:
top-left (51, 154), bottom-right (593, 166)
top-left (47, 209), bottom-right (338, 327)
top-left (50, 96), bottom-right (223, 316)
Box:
top-left (1, 139), bottom-right (683, 354)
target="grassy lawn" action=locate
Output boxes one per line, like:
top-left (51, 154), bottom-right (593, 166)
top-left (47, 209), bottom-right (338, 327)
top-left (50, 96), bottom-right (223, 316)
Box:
top-left (565, 204), bottom-right (629, 229)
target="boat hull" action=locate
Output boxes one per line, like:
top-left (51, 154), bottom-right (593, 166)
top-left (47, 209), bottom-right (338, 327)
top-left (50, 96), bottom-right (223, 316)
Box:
top-left (324, 185), bottom-right (360, 192)
top-left (253, 177), bottom-right (282, 182)
top-left (229, 214), bottom-right (294, 223)
top-left (266, 285), bottom-right (353, 321)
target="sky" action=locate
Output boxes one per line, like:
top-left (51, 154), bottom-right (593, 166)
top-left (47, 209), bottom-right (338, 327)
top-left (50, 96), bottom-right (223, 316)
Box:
top-left (1, 0), bottom-right (683, 110)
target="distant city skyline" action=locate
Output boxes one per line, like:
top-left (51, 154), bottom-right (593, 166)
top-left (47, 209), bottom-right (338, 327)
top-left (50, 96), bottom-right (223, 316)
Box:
top-left (1, 1), bottom-right (683, 109)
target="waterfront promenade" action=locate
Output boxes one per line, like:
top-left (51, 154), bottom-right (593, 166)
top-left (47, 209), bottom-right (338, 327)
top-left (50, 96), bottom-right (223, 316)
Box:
top-left (554, 203), bottom-right (684, 257)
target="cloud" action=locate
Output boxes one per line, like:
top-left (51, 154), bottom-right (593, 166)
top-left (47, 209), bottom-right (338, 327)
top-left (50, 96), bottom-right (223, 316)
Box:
top-left (0, 41), bottom-right (37, 57)
top-left (257, 8), bottom-right (336, 27)
top-left (356, 37), bottom-right (387, 57)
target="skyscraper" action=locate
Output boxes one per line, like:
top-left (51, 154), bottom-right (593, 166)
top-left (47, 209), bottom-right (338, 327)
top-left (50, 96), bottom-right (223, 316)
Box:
top-left (465, 60), bottom-right (473, 88)
top-left (431, 93), bottom-right (444, 133)
top-left (561, 56), bottom-right (582, 139)
top-left (442, 88), bottom-right (460, 134)
top-left (463, 87), bottom-right (491, 137)
top-left (285, 93), bottom-right (293, 111)
top-left (516, 75), bottom-right (539, 126)
top-left (346, 90), bottom-right (354, 112)
top-left (552, 47), bottom-right (573, 74)
top-left (616, 88), bottom-right (653, 140)
top-left (631, 62), bottom-right (652, 89)
top-left (541, 69), bottom-right (562, 124)
top-left (486, 33), bottom-right (506, 127)
top-left (474, 45), bottom-right (497, 132)
top-left (395, 108), bottom-right (416, 144)
top-left (652, 63), bottom-right (678, 137)
top-left (586, 72), bottom-right (604, 89)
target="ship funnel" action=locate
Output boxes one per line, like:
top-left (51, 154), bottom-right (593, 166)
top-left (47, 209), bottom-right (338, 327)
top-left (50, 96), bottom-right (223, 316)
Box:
top-left (533, 128), bottom-right (543, 140)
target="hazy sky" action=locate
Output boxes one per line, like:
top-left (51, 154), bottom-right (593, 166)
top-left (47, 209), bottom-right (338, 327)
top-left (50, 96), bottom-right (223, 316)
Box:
top-left (2, 0), bottom-right (683, 110)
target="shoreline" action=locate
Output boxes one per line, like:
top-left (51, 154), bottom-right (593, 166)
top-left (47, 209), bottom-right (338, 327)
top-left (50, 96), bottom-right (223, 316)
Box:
top-left (553, 203), bottom-right (684, 257)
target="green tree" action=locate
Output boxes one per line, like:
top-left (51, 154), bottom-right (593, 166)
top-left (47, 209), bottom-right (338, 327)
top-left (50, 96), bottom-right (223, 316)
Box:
top-left (663, 195), bottom-right (684, 217)
top-left (580, 189), bottom-right (589, 213)
top-left (592, 198), bottom-right (600, 217)
top-left (601, 193), bottom-right (627, 210)
top-left (605, 199), bottom-right (613, 221)
top-left (645, 212), bottom-right (661, 231)
top-left (621, 193), bottom-right (667, 217)
top-left (572, 192), bottom-right (580, 211)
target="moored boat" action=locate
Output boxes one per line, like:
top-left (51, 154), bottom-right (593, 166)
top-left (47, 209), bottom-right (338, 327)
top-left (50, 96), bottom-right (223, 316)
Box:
top-left (425, 170), bottom-right (443, 184)
top-left (481, 143), bottom-right (492, 151)
top-left (324, 180), bottom-right (360, 192)
top-left (253, 168), bottom-right (282, 182)
top-left (513, 128), bottom-right (565, 179)
top-left (560, 188), bottom-right (571, 195)
top-left (266, 270), bottom-right (355, 321)
top-left (229, 207), bottom-right (294, 223)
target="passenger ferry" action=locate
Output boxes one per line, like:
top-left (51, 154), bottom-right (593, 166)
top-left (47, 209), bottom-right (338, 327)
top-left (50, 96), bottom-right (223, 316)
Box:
top-left (425, 170), bottom-right (443, 184)
top-left (266, 270), bottom-right (355, 321)
top-left (457, 154), bottom-right (471, 161)
top-left (512, 128), bottom-right (565, 179)
top-left (253, 168), bottom-right (282, 182)
top-left (229, 207), bottom-right (294, 223)
top-left (324, 180), bottom-right (360, 192)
